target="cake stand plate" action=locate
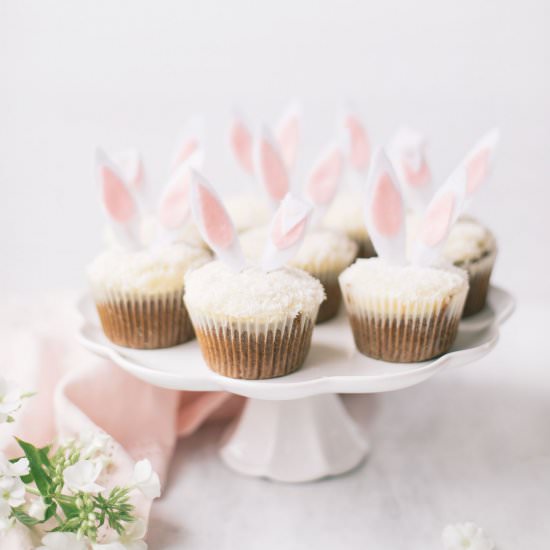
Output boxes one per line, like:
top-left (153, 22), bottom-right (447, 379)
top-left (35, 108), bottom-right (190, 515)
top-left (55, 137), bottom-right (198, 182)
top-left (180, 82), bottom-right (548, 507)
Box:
top-left (77, 286), bottom-right (514, 482)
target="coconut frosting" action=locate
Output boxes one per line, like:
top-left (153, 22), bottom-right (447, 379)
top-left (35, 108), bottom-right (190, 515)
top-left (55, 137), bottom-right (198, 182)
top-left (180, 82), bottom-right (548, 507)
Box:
top-left (443, 219), bottom-right (496, 264)
top-left (240, 226), bottom-right (358, 272)
top-left (88, 243), bottom-right (212, 296)
top-left (184, 261), bottom-right (325, 321)
top-left (224, 193), bottom-right (271, 233)
top-left (323, 192), bottom-right (369, 241)
top-left (339, 258), bottom-right (468, 303)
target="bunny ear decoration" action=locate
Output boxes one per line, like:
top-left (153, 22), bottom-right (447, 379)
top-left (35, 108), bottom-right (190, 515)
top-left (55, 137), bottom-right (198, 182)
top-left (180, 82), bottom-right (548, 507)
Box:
top-left (190, 170), bottom-right (245, 272)
top-left (275, 100), bottom-right (302, 171)
top-left (156, 161), bottom-right (193, 243)
top-left (364, 148), bottom-right (407, 265)
top-left (95, 148), bottom-right (140, 249)
top-left (340, 107), bottom-right (371, 174)
top-left (387, 127), bottom-right (433, 212)
top-left (304, 142), bottom-right (344, 227)
top-left (411, 168), bottom-right (467, 267)
top-left (112, 149), bottom-right (144, 192)
top-left (255, 126), bottom-right (291, 209)
top-left (229, 111), bottom-right (255, 175)
top-left (262, 193), bottom-right (312, 272)
top-left (172, 115), bottom-right (206, 171)
top-left (463, 128), bottom-right (500, 198)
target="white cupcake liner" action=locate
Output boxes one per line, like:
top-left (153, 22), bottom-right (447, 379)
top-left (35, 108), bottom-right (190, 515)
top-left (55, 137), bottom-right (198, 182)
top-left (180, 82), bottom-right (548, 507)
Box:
top-left (92, 287), bottom-right (193, 349)
top-left (186, 306), bottom-right (320, 379)
top-left (340, 285), bottom-right (468, 362)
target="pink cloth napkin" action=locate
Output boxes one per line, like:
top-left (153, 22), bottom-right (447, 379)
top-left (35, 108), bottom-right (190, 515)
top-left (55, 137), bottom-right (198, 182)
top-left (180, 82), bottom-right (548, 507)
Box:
top-left (0, 292), bottom-right (244, 549)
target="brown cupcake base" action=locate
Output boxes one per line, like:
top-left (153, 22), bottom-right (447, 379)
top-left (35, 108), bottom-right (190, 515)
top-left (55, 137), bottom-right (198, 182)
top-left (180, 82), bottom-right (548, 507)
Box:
top-left (316, 279), bottom-right (341, 323)
top-left (96, 292), bottom-right (194, 349)
top-left (348, 308), bottom-right (462, 363)
top-left (194, 314), bottom-right (315, 379)
top-left (460, 251), bottom-right (497, 317)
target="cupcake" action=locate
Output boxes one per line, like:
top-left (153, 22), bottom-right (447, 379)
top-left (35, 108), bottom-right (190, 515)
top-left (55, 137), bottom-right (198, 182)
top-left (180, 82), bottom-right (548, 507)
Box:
top-left (91, 148), bottom-right (211, 348)
top-left (340, 258), bottom-right (468, 362)
top-left (224, 193), bottom-right (271, 233)
top-left (240, 226), bottom-right (357, 323)
top-left (187, 171), bottom-right (323, 379)
top-left (443, 217), bottom-right (497, 316)
top-left (88, 242), bottom-right (211, 349)
top-left (185, 262), bottom-right (323, 379)
top-left (339, 148), bottom-right (470, 362)
top-left (323, 192), bottom-right (376, 258)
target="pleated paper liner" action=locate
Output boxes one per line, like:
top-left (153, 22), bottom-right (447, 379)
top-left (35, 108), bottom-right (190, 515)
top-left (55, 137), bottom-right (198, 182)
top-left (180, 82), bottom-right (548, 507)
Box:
top-left (94, 289), bottom-right (194, 349)
top-left (459, 248), bottom-right (497, 317)
top-left (189, 308), bottom-right (319, 379)
top-left (341, 287), bottom-right (468, 363)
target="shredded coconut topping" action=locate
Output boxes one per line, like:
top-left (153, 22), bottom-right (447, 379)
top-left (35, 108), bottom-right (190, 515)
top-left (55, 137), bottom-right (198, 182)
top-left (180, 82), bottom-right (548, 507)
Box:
top-left (224, 193), bottom-right (271, 233)
top-left (87, 243), bottom-right (212, 295)
top-left (444, 219), bottom-right (496, 264)
top-left (240, 226), bottom-right (358, 271)
top-left (184, 261), bottom-right (325, 321)
top-left (339, 258), bottom-right (468, 302)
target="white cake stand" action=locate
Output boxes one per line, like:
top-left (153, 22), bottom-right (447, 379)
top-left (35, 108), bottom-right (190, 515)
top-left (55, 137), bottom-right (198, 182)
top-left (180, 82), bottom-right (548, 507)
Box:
top-left (77, 286), bottom-right (514, 483)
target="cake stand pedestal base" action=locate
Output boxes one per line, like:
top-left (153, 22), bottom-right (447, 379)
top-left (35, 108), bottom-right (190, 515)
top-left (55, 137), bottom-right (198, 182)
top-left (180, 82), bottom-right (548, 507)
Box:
top-left (220, 394), bottom-right (369, 482)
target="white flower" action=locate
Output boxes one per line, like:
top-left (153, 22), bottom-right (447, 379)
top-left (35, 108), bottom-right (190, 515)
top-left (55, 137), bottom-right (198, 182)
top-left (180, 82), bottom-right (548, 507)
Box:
top-left (131, 460), bottom-right (161, 500)
top-left (79, 431), bottom-right (112, 459)
top-left (0, 454), bottom-right (29, 477)
top-left (37, 532), bottom-right (89, 550)
top-left (63, 460), bottom-right (105, 494)
top-left (93, 519), bottom-right (147, 550)
top-left (0, 475), bottom-right (25, 506)
top-left (0, 377), bottom-right (23, 423)
top-left (28, 496), bottom-right (48, 521)
top-left (0, 499), bottom-right (13, 533)
top-left (442, 522), bottom-right (495, 550)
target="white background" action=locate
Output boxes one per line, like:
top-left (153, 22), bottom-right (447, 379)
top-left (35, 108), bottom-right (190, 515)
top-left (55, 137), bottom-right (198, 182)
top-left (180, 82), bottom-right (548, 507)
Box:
top-left (1, 3), bottom-right (549, 549)
top-left (1, 0), bottom-right (549, 306)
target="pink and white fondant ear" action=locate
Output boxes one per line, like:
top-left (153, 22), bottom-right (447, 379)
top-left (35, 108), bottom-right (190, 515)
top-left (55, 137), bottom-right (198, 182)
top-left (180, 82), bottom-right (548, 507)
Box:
top-left (190, 171), bottom-right (245, 271)
top-left (95, 148), bottom-right (140, 248)
top-left (157, 162), bottom-right (192, 240)
top-left (255, 126), bottom-right (291, 208)
top-left (262, 193), bottom-right (312, 272)
top-left (387, 127), bottom-right (433, 212)
top-left (275, 100), bottom-right (302, 172)
top-left (341, 109), bottom-right (371, 174)
top-left (411, 169), bottom-right (467, 267)
top-left (112, 149), bottom-right (144, 192)
top-left (463, 128), bottom-right (500, 197)
top-left (172, 115), bottom-right (206, 171)
top-left (364, 149), bottom-right (406, 264)
top-left (229, 111), bottom-right (254, 175)
top-left (304, 143), bottom-right (344, 226)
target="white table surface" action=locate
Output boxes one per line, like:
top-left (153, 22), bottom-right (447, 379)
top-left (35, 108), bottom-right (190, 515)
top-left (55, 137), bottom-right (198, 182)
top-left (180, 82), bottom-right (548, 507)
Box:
top-left (147, 302), bottom-right (548, 550)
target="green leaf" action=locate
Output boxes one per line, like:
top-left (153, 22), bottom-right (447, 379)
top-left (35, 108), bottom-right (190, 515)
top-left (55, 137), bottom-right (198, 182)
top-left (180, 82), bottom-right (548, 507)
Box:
top-left (16, 438), bottom-right (52, 497)
top-left (11, 506), bottom-right (41, 526)
top-left (44, 502), bottom-right (57, 522)
top-left (56, 495), bottom-right (79, 518)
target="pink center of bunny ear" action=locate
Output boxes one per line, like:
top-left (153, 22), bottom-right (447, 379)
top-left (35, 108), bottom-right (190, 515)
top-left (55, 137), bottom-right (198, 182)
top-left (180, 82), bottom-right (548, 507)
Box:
top-left (174, 139), bottom-right (199, 169)
top-left (230, 121), bottom-right (254, 174)
top-left (260, 139), bottom-right (289, 202)
top-left (197, 184), bottom-right (234, 248)
top-left (346, 116), bottom-right (370, 171)
top-left (403, 159), bottom-right (430, 188)
top-left (277, 118), bottom-right (299, 168)
top-left (306, 149), bottom-right (343, 205)
top-left (101, 166), bottom-right (135, 223)
top-left (420, 190), bottom-right (455, 247)
top-left (158, 172), bottom-right (191, 229)
top-left (271, 209), bottom-right (307, 249)
top-left (466, 148), bottom-right (490, 195)
top-left (371, 172), bottom-right (403, 236)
